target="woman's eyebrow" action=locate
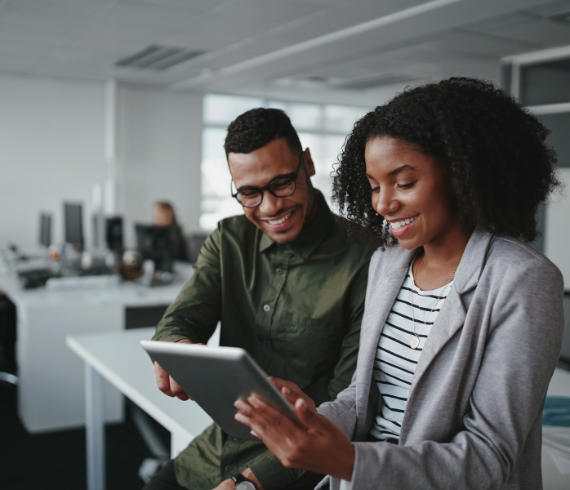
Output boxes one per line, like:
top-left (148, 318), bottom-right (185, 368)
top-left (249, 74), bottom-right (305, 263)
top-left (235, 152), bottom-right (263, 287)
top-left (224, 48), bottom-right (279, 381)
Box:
top-left (388, 164), bottom-right (416, 177)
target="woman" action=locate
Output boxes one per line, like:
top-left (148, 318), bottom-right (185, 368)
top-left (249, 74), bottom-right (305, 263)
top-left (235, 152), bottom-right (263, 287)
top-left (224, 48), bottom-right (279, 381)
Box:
top-left (234, 78), bottom-right (564, 490)
top-left (152, 201), bottom-right (190, 262)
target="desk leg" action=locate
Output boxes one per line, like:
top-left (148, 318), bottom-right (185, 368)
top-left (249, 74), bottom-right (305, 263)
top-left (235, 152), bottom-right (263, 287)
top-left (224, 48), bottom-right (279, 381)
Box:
top-left (85, 364), bottom-right (106, 490)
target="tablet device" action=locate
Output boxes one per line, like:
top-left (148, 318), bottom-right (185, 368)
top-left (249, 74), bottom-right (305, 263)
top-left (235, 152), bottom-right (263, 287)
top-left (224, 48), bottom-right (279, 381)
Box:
top-left (141, 340), bottom-right (301, 440)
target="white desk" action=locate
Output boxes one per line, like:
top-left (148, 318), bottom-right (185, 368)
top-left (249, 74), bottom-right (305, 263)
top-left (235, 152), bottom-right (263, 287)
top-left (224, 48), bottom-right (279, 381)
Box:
top-left (0, 261), bottom-right (193, 433)
top-left (67, 327), bottom-right (215, 490)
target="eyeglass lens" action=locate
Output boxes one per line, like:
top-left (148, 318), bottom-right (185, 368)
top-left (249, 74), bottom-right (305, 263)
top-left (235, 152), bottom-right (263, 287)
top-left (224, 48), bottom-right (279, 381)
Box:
top-left (237, 177), bottom-right (296, 207)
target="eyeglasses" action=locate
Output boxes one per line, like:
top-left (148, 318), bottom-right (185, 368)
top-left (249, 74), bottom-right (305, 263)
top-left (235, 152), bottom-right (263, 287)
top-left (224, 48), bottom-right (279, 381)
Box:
top-left (231, 152), bottom-right (304, 208)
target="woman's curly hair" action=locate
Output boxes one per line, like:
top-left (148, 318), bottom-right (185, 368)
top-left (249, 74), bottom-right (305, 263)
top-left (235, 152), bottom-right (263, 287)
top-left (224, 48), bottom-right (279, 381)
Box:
top-left (333, 77), bottom-right (561, 249)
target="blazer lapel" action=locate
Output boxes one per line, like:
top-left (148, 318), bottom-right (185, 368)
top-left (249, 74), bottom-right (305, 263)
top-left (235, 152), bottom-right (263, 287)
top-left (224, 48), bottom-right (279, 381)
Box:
top-left (356, 248), bottom-right (413, 437)
top-left (409, 229), bottom-right (495, 395)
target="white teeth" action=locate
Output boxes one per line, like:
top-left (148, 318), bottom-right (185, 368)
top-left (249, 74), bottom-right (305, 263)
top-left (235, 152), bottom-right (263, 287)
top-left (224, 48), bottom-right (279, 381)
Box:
top-left (268, 212), bottom-right (292, 225)
top-left (391, 215), bottom-right (418, 230)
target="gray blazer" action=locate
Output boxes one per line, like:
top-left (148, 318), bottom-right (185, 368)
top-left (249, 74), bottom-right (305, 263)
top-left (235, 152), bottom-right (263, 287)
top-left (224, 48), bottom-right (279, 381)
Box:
top-left (318, 230), bottom-right (564, 490)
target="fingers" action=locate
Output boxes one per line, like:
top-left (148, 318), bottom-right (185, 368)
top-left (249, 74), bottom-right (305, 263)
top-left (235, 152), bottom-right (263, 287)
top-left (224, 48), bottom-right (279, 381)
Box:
top-left (269, 377), bottom-right (301, 395)
top-left (294, 398), bottom-right (324, 428)
top-left (170, 376), bottom-right (190, 401)
top-left (154, 362), bottom-right (175, 397)
top-left (235, 394), bottom-right (304, 438)
top-left (280, 386), bottom-right (299, 405)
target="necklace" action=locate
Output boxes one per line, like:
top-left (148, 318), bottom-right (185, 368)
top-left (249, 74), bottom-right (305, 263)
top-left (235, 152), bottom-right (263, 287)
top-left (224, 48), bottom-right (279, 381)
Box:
top-left (409, 253), bottom-right (456, 350)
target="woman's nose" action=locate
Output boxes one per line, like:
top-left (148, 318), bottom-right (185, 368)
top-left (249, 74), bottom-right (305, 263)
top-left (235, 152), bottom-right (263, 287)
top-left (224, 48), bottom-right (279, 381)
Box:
top-left (373, 189), bottom-right (399, 218)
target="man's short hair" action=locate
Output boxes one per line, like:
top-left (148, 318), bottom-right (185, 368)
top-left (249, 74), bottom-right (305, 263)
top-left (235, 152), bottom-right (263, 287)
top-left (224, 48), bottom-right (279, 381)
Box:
top-left (224, 108), bottom-right (303, 157)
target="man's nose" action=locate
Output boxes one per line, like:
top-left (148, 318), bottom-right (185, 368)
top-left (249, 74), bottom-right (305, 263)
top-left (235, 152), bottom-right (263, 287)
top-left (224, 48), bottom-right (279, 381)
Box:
top-left (258, 190), bottom-right (282, 215)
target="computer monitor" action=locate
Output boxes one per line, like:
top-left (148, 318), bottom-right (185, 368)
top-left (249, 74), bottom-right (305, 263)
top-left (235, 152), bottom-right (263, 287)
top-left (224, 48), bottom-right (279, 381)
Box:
top-left (135, 224), bottom-right (176, 273)
top-left (39, 213), bottom-right (52, 248)
top-left (105, 217), bottom-right (124, 254)
top-left (64, 202), bottom-right (84, 250)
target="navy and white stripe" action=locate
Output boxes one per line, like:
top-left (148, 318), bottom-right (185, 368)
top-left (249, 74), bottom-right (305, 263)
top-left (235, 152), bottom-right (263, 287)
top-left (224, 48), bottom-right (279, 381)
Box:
top-left (370, 262), bottom-right (452, 441)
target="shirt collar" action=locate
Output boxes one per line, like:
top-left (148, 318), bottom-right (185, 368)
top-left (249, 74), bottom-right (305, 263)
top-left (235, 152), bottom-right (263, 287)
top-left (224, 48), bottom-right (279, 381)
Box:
top-left (259, 189), bottom-right (334, 258)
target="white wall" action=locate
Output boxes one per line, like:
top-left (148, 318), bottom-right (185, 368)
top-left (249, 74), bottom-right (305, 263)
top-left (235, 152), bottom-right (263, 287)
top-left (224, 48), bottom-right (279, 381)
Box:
top-left (545, 168), bottom-right (570, 290)
top-left (0, 74), bottom-right (203, 252)
top-left (0, 74), bottom-right (106, 250)
top-left (118, 85), bottom-right (203, 248)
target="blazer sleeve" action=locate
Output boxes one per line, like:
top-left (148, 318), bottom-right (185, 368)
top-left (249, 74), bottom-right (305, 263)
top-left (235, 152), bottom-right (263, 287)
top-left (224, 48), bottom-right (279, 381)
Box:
top-left (342, 256), bottom-right (564, 489)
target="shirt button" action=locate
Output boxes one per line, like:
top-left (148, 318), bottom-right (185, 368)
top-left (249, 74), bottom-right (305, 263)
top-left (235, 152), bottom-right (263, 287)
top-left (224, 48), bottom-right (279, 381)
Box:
top-left (275, 268), bottom-right (283, 275)
top-left (263, 304), bottom-right (270, 312)
top-left (224, 465), bottom-right (232, 472)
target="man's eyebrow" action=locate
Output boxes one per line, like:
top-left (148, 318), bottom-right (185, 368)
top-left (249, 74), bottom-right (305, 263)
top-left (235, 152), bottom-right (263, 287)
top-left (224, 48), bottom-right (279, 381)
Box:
top-left (235, 170), bottom-right (297, 192)
top-left (387, 164), bottom-right (416, 177)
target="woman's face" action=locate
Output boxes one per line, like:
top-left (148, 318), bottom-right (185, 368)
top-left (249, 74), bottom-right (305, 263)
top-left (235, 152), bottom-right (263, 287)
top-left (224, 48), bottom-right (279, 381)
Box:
top-left (152, 205), bottom-right (173, 227)
top-left (365, 136), bottom-right (461, 251)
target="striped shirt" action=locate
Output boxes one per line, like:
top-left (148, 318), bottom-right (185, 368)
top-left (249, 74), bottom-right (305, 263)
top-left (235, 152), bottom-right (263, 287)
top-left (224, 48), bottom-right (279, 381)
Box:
top-left (370, 262), bottom-right (453, 441)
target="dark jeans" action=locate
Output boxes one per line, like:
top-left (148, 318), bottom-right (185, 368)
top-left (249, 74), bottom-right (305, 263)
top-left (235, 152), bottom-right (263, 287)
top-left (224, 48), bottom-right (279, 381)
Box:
top-left (143, 460), bottom-right (327, 490)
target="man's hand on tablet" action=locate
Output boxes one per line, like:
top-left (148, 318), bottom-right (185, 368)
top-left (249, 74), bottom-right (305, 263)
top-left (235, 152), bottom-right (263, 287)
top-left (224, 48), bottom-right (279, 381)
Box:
top-left (153, 339), bottom-right (194, 400)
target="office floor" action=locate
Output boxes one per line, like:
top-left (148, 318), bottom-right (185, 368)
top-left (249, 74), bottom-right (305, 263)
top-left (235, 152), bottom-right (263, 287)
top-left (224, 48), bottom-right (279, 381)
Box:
top-left (0, 380), bottom-right (168, 490)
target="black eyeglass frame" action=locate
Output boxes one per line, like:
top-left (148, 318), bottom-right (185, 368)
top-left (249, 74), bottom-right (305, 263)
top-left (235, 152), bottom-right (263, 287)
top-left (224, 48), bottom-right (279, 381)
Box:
top-left (230, 152), bottom-right (305, 208)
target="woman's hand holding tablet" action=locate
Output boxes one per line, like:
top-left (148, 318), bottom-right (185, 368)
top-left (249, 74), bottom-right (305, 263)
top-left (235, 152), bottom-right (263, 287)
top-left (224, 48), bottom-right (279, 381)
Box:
top-left (234, 377), bottom-right (355, 481)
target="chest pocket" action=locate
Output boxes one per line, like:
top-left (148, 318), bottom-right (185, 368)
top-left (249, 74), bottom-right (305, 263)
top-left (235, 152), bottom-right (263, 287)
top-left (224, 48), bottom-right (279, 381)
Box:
top-left (254, 312), bottom-right (344, 390)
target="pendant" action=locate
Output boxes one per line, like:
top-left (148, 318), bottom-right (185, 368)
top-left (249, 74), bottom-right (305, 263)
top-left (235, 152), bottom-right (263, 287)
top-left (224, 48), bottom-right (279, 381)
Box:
top-left (410, 336), bottom-right (420, 349)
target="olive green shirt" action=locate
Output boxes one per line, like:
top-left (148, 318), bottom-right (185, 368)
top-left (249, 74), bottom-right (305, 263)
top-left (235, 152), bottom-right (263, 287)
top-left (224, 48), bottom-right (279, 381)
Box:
top-left (153, 192), bottom-right (372, 490)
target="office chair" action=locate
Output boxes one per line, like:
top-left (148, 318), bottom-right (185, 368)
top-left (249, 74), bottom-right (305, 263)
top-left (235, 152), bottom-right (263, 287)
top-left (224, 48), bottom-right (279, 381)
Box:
top-left (0, 294), bottom-right (18, 385)
top-left (187, 232), bottom-right (209, 264)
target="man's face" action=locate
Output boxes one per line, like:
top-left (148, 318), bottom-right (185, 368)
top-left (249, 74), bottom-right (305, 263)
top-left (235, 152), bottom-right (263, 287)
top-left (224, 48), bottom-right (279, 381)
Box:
top-left (228, 138), bottom-right (317, 244)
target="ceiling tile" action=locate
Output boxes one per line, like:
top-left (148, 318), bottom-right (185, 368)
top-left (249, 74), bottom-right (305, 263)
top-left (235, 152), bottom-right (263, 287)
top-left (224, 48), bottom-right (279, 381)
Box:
top-left (6, 0), bottom-right (117, 17)
top-left (215, 0), bottom-right (325, 24)
top-left (183, 9), bottom-right (280, 39)
top-left (102, 2), bottom-right (203, 28)
top-left (0, 20), bottom-right (72, 44)
top-left (162, 28), bottom-right (241, 51)
top-left (422, 29), bottom-right (541, 58)
top-left (471, 13), bottom-right (570, 46)
top-left (523, 0), bottom-right (570, 17)
top-left (127, 0), bottom-right (228, 13)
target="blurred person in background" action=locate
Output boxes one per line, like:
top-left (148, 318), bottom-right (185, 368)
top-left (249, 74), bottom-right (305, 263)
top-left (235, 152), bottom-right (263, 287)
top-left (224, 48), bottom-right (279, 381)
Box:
top-left (152, 201), bottom-right (189, 263)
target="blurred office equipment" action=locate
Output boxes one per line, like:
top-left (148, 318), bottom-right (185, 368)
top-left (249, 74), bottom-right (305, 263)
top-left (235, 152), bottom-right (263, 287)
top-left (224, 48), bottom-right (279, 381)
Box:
top-left (39, 213), bottom-right (52, 249)
top-left (64, 202), bottom-right (84, 251)
top-left (0, 256), bottom-right (193, 432)
top-left (92, 214), bottom-right (123, 256)
top-left (135, 224), bottom-right (180, 274)
top-left (187, 232), bottom-right (208, 264)
top-left (105, 216), bottom-right (124, 255)
top-left (0, 294), bottom-right (17, 385)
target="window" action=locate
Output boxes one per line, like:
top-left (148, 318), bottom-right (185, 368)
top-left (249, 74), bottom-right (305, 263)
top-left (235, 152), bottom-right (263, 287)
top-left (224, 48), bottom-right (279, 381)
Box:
top-left (200, 94), bottom-right (368, 230)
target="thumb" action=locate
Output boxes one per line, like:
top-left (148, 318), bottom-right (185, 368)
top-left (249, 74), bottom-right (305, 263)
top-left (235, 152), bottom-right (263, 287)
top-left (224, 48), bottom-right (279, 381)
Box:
top-left (294, 398), bottom-right (322, 427)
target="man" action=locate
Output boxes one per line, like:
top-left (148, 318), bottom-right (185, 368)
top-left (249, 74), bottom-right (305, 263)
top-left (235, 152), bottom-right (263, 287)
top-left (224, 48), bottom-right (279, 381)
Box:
top-left (146, 108), bottom-right (372, 490)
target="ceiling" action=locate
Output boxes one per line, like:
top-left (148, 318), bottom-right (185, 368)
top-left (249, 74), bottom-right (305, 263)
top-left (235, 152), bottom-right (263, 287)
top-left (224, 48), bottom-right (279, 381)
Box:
top-left (1, 0), bottom-right (570, 105)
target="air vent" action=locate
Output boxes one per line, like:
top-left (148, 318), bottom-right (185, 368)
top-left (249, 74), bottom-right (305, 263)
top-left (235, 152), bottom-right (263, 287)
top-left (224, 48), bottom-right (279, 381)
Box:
top-left (115, 45), bottom-right (205, 71)
top-left (340, 74), bottom-right (418, 90)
